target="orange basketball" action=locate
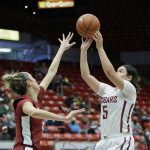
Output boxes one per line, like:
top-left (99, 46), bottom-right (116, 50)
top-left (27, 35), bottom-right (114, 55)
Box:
top-left (76, 14), bottom-right (100, 38)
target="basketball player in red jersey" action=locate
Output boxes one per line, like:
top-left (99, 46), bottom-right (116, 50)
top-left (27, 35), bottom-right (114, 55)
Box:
top-left (2, 32), bottom-right (85, 150)
top-left (80, 31), bottom-right (140, 150)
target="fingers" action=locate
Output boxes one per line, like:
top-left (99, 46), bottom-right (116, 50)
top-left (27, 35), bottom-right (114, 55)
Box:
top-left (70, 42), bottom-right (76, 46)
top-left (85, 38), bottom-right (89, 42)
top-left (60, 32), bottom-right (74, 43)
top-left (89, 38), bottom-right (93, 44)
top-left (58, 38), bottom-right (62, 43)
top-left (66, 32), bottom-right (71, 39)
top-left (62, 32), bottom-right (74, 41)
top-left (82, 37), bottom-right (93, 44)
top-left (81, 37), bottom-right (87, 43)
top-left (62, 34), bottom-right (65, 40)
top-left (81, 37), bottom-right (84, 43)
top-left (93, 31), bottom-right (103, 42)
top-left (67, 32), bottom-right (74, 41)
top-left (86, 38), bottom-right (93, 46)
top-left (93, 36), bottom-right (97, 42)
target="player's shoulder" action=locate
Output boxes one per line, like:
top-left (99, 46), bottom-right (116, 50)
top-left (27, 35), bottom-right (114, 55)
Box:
top-left (13, 96), bottom-right (33, 109)
top-left (123, 80), bottom-right (136, 91)
top-left (121, 80), bottom-right (137, 102)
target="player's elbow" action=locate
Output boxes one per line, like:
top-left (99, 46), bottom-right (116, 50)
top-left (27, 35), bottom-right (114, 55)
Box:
top-left (81, 74), bottom-right (91, 84)
top-left (81, 73), bottom-right (85, 79)
top-left (81, 73), bottom-right (89, 80)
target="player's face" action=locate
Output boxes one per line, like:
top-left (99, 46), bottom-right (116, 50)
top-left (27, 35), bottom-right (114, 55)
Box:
top-left (26, 73), bottom-right (40, 92)
top-left (117, 66), bottom-right (128, 80)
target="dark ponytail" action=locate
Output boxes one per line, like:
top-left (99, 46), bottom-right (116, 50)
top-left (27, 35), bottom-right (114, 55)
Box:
top-left (123, 65), bottom-right (141, 93)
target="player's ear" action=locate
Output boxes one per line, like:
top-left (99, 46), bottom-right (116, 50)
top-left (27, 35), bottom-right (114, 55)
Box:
top-left (26, 80), bottom-right (32, 86)
top-left (127, 75), bottom-right (132, 81)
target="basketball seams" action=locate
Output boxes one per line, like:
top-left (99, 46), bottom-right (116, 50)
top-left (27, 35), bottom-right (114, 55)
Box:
top-left (76, 22), bottom-right (86, 33)
top-left (82, 17), bottom-right (88, 35)
top-left (76, 23), bottom-right (87, 37)
top-left (87, 25), bottom-right (100, 31)
top-left (85, 32), bottom-right (94, 38)
top-left (82, 15), bottom-right (94, 37)
top-left (76, 14), bottom-right (100, 38)
top-left (87, 16), bottom-right (100, 31)
top-left (85, 14), bottom-right (95, 31)
top-left (77, 17), bottom-right (88, 38)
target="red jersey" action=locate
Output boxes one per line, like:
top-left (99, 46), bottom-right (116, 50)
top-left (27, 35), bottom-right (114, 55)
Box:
top-left (13, 87), bottom-right (45, 150)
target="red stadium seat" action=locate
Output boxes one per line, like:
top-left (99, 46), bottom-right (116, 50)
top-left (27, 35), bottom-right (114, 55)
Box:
top-left (44, 126), bottom-right (59, 133)
top-left (134, 135), bottom-right (143, 142)
top-left (42, 133), bottom-right (55, 140)
top-left (71, 133), bottom-right (87, 141)
top-left (85, 133), bottom-right (100, 141)
top-left (40, 140), bottom-right (54, 150)
top-left (143, 122), bottom-right (150, 129)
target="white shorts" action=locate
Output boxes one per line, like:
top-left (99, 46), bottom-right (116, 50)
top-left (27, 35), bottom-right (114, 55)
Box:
top-left (25, 147), bottom-right (33, 150)
top-left (95, 134), bottom-right (134, 150)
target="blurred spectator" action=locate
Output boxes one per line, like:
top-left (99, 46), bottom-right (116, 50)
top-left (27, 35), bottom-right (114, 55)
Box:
top-left (132, 115), bottom-right (144, 136)
top-left (34, 62), bottom-right (48, 82)
top-left (33, 62), bottom-right (41, 78)
top-left (0, 95), bottom-right (11, 117)
top-left (88, 120), bottom-right (99, 134)
top-left (0, 126), bottom-right (11, 140)
top-left (52, 74), bottom-right (63, 95)
top-left (147, 109), bottom-right (150, 120)
top-left (141, 110), bottom-right (150, 122)
top-left (0, 117), bottom-right (3, 130)
top-left (63, 77), bottom-right (72, 87)
top-left (36, 72), bottom-right (43, 84)
top-left (135, 135), bottom-right (149, 150)
top-left (80, 117), bottom-right (90, 134)
top-left (64, 94), bottom-right (75, 107)
top-left (0, 101), bottom-right (7, 117)
top-left (144, 128), bottom-right (150, 149)
top-left (40, 62), bottom-right (48, 75)
top-left (3, 114), bottom-right (15, 140)
top-left (68, 117), bottom-right (81, 133)
top-left (71, 101), bottom-right (80, 110)
top-left (74, 93), bottom-right (82, 106)
top-left (44, 120), bottom-right (64, 126)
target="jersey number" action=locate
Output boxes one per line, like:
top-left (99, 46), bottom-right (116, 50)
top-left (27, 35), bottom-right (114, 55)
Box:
top-left (102, 105), bottom-right (108, 119)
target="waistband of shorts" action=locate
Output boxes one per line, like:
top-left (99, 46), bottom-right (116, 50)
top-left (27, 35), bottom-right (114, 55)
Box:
top-left (101, 133), bottom-right (132, 139)
top-left (14, 143), bottom-right (36, 149)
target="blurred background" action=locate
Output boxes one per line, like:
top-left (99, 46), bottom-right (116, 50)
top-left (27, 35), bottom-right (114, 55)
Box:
top-left (0, 0), bottom-right (150, 149)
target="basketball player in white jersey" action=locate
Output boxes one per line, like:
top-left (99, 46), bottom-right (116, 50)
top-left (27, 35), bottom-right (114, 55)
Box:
top-left (80, 31), bottom-right (141, 150)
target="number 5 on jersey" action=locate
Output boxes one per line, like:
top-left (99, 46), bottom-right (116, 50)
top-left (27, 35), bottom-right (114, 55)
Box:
top-left (102, 105), bottom-right (108, 119)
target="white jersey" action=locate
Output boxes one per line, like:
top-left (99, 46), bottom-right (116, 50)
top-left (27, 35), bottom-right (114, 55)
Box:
top-left (97, 80), bottom-right (136, 136)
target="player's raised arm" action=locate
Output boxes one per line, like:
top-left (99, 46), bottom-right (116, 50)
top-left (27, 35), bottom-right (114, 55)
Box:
top-left (93, 31), bottom-right (124, 90)
top-left (80, 38), bottom-right (100, 93)
top-left (40, 32), bottom-right (76, 90)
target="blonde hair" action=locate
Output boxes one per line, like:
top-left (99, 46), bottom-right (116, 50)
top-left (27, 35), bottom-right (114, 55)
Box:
top-left (2, 72), bottom-right (30, 95)
top-left (2, 72), bottom-right (16, 88)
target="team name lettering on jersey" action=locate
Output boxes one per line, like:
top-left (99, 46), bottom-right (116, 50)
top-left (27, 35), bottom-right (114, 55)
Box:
top-left (101, 96), bottom-right (117, 103)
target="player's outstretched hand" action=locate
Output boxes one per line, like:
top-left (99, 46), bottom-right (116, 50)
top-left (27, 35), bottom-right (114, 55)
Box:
top-left (81, 37), bottom-right (93, 51)
top-left (65, 108), bottom-right (85, 121)
top-left (58, 32), bottom-right (76, 51)
top-left (93, 31), bottom-right (103, 50)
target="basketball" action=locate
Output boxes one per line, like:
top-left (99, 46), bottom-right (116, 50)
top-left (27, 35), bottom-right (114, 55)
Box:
top-left (76, 14), bottom-right (100, 38)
